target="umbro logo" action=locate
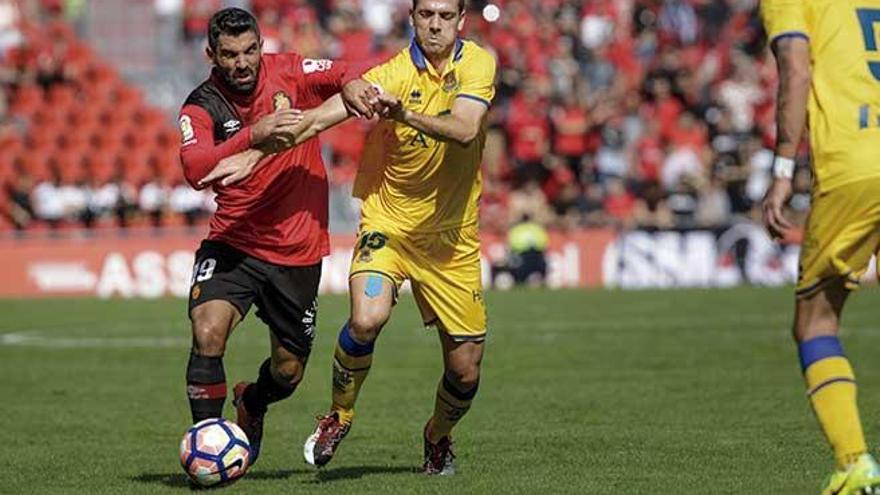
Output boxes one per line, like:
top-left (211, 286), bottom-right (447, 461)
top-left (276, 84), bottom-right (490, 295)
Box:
top-left (223, 119), bottom-right (242, 135)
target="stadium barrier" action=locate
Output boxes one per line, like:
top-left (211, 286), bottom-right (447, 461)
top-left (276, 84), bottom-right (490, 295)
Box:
top-left (0, 224), bottom-right (872, 298)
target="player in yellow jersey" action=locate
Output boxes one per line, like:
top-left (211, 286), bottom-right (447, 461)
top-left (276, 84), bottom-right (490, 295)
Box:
top-left (200, 0), bottom-right (494, 475)
top-left (302, 0), bottom-right (493, 476)
top-left (761, 1), bottom-right (880, 493)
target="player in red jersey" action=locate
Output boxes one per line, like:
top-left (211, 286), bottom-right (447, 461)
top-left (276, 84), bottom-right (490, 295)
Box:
top-left (177, 7), bottom-right (373, 465)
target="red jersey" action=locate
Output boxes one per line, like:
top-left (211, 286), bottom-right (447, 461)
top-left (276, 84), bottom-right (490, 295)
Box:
top-left (179, 53), bottom-right (356, 266)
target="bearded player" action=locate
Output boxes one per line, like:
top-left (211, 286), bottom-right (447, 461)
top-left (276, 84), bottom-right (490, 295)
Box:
top-left (204, 0), bottom-right (495, 474)
top-left (178, 7), bottom-right (372, 465)
top-left (761, 0), bottom-right (880, 493)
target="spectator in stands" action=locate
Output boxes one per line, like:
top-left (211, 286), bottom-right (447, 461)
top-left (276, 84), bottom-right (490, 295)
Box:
top-left (667, 174), bottom-right (701, 228)
top-left (581, 182), bottom-right (611, 227)
top-left (595, 121), bottom-right (629, 184)
top-left (507, 214), bottom-right (549, 287)
top-left (88, 171), bottom-right (137, 228)
top-left (0, 0), bottom-right (789, 236)
top-left (508, 179), bottom-right (553, 228)
top-left (169, 177), bottom-right (208, 227)
top-left (603, 176), bottom-right (636, 229)
top-left (5, 166), bottom-right (34, 230)
top-left (550, 91), bottom-right (590, 173)
top-left (31, 167), bottom-right (67, 228)
top-left (139, 173), bottom-right (170, 228)
top-left (633, 180), bottom-right (674, 229)
top-left (696, 169), bottom-right (732, 228)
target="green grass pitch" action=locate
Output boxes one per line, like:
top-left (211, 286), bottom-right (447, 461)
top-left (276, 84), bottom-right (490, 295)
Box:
top-left (2, 287), bottom-right (880, 494)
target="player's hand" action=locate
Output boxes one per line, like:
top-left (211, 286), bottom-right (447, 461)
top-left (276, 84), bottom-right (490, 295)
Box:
top-left (761, 178), bottom-right (794, 240)
top-left (372, 93), bottom-right (405, 121)
top-left (342, 79), bottom-right (377, 119)
top-left (199, 149), bottom-right (265, 187)
top-left (251, 109), bottom-right (304, 145)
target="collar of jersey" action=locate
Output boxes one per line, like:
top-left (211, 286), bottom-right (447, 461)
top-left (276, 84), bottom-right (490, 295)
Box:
top-left (409, 37), bottom-right (464, 77)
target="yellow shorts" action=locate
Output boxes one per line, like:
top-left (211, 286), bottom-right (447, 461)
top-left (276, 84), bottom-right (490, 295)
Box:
top-left (349, 223), bottom-right (486, 341)
top-left (796, 178), bottom-right (880, 298)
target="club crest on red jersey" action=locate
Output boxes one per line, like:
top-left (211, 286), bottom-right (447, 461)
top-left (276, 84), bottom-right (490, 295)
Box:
top-left (273, 91), bottom-right (292, 111)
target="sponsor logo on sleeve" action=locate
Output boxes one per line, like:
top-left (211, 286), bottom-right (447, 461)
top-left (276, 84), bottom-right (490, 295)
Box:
top-left (223, 119), bottom-right (241, 136)
top-left (179, 115), bottom-right (196, 146)
top-left (302, 58), bottom-right (333, 74)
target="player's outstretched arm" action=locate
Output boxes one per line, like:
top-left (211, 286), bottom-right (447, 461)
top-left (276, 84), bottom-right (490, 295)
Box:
top-left (198, 94), bottom-right (353, 187)
top-left (762, 35), bottom-right (810, 240)
top-left (375, 93), bottom-right (488, 146)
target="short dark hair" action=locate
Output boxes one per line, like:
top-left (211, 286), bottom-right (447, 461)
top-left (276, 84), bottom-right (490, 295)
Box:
top-left (412, 0), bottom-right (466, 14)
top-left (207, 8), bottom-right (260, 52)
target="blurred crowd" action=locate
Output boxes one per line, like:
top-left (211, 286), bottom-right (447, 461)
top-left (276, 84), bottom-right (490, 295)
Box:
top-left (0, 0), bottom-right (212, 232)
top-left (0, 0), bottom-right (812, 234)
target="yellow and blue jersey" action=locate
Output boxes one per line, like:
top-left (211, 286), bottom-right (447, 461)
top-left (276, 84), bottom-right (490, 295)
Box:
top-left (353, 38), bottom-right (496, 233)
top-left (761, 0), bottom-right (880, 192)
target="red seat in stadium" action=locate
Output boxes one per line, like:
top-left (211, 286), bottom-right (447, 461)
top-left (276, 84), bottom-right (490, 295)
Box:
top-left (9, 85), bottom-right (43, 117)
top-left (125, 125), bottom-right (155, 151)
top-left (155, 127), bottom-right (179, 148)
top-left (135, 108), bottom-right (168, 129)
top-left (81, 64), bottom-right (120, 102)
top-left (120, 152), bottom-right (152, 185)
top-left (114, 85), bottom-right (143, 108)
top-left (154, 147), bottom-right (181, 176)
top-left (58, 124), bottom-right (92, 150)
top-left (47, 84), bottom-right (78, 110)
top-left (86, 149), bottom-right (118, 181)
top-left (31, 106), bottom-right (65, 128)
top-left (26, 124), bottom-right (59, 150)
top-left (52, 149), bottom-right (86, 178)
top-left (91, 123), bottom-right (128, 151)
top-left (70, 107), bottom-right (101, 130)
top-left (15, 151), bottom-right (52, 182)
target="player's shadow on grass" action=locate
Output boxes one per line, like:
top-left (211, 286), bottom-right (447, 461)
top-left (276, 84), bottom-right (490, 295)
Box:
top-left (131, 473), bottom-right (191, 488)
top-left (131, 469), bottom-right (311, 489)
top-left (307, 465), bottom-right (416, 483)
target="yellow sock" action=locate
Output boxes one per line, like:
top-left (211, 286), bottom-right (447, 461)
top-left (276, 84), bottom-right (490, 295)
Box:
top-left (800, 336), bottom-right (866, 469)
top-left (428, 374), bottom-right (478, 443)
top-left (330, 323), bottom-right (373, 425)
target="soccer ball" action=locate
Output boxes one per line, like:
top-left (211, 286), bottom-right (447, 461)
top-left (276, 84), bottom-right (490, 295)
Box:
top-left (179, 418), bottom-right (251, 487)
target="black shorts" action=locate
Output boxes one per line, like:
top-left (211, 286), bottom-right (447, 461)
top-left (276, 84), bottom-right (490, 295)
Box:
top-left (188, 240), bottom-right (321, 358)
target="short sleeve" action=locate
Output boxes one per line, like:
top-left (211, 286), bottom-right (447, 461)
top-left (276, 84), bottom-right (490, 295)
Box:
top-left (363, 59), bottom-right (403, 97)
top-left (456, 47), bottom-right (496, 107)
top-left (760, 0), bottom-right (809, 44)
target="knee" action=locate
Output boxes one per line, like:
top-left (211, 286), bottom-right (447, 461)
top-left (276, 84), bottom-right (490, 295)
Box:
top-left (272, 358), bottom-right (305, 387)
top-left (446, 363), bottom-right (481, 390)
top-left (348, 311), bottom-right (387, 343)
top-left (191, 320), bottom-right (229, 357)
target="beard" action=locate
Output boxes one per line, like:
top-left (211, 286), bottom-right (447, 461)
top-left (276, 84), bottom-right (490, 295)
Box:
top-left (221, 65), bottom-right (258, 94)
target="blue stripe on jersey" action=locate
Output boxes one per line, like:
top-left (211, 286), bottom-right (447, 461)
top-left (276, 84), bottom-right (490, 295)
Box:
top-left (409, 38), bottom-right (427, 70)
top-left (456, 94), bottom-right (491, 107)
top-left (453, 38), bottom-right (464, 62)
top-left (770, 31), bottom-right (809, 44)
top-left (798, 335), bottom-right (844, 372)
